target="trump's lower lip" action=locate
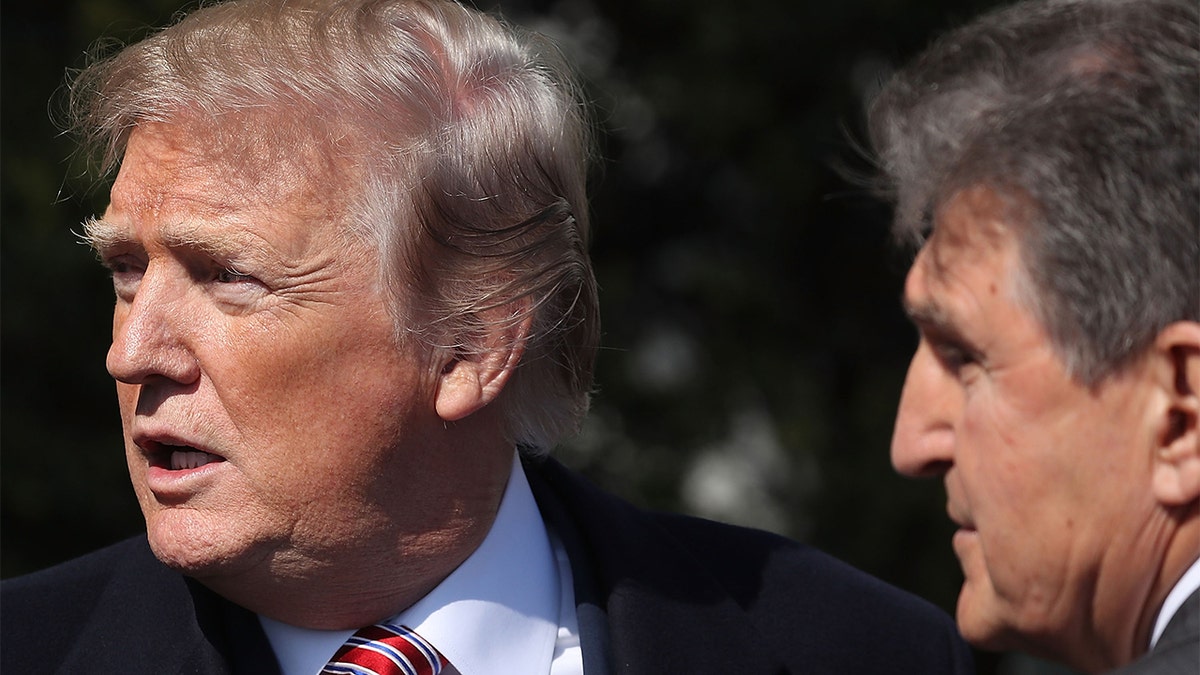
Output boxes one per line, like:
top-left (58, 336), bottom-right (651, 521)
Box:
top-left (144, 451), bottom-right (228, 500)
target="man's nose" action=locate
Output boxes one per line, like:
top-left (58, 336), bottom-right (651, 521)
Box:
top-left (891, 341), bottom-right (958, 478)
top-left (106, 270), bottom-right (200, 386)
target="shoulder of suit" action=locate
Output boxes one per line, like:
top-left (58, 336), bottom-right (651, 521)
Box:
top-left (2, 535), bottom-right (156, 602)
top-left (527, 455), bottom-right (970, 670)
top-left (1, 536), bottom-right (173, 671)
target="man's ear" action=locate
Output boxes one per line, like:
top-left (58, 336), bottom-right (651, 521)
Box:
top-left (434, 308), bottom-right (532, 423)
top-left (1151, 321), bottom-right (1200, 507)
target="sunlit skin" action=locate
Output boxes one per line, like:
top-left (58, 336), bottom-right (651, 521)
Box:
top-left (890, 186), bottom-right (1200, 672)
top-left (91, 118), bottom-right (516, 630)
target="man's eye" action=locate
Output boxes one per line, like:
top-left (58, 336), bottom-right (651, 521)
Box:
top-left (933, 342), bottom-right (979, 374)
top-left (104, 257), bottom-right (145, 300)
top-left (105, 257), bottom-right (144, 276)
top-left (215, 267), bottom-right (255, 284)
top-left (209, 265), bottom-right (267, 308)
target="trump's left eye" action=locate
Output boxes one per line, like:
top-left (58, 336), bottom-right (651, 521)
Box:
top-left (207, 263), bottom-right (269, 309)
top-left (216, 267), bottom-right (256, 284)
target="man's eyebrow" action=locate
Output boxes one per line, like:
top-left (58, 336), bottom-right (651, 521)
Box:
top-left (80, 217), bottom-right (130, 254)
top-left (902, 296), bottom-right (958, 335)
top-left (158, 222), bottom-right (260, 260)
top-left (81, 217), bottom-right (264, 262)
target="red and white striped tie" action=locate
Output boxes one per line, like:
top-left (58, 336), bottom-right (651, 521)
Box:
top-left (321, 623), bottom-right (451, 675)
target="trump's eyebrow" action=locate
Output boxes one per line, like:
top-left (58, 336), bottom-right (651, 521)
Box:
top-left (80, 217), bottom-right (133, 255)
top-left (81, 216), bottom-right (273, 265)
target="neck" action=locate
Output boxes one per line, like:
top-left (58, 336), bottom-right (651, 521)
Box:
top-left (1130, 504), bottom-right (1200, 658)
top-left (202, 433), bottom-right (516, 629)
top-left (1132, 504), bottom-right (1200, 634)
top-left (1053, 502), bottom-right (1199, 672)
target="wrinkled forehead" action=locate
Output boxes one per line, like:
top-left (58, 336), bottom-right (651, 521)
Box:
top-left (109, 112), bottom-right (358, 222)
top-left (903, 185), bottom-right (1038, 342)
top-left (922, 184), bottom-right (1029, 279)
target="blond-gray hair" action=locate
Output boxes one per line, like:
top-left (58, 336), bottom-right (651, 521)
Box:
top-left (70, 0), bottom-right (600, 451)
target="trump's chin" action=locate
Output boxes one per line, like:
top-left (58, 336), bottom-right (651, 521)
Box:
top-left (143, 509), bottom-right (273, 580)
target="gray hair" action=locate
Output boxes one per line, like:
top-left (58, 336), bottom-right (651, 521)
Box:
top-left (68, 0), bottom-right (600, 451)
top-left (869, 0), bottom-right (1199, 383)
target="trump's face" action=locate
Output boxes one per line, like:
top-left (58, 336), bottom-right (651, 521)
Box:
top-left (91, 121), bottom-right (454, 591)
top-left (889, 187), bottom-right (1166, 669)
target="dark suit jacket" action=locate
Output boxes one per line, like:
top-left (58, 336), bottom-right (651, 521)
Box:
top-left (2, 457), bottom-right (974, 674)
top-left (1109, 588), bottom-right (1199, 675)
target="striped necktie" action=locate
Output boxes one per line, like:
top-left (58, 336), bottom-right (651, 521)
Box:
top-left (321, 623), bottom-right (451, 675)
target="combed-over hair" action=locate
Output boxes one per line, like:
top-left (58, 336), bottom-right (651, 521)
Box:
top-left (869, 0), bottom-right (1199, 382)
top-left (69, 0), bottom-right (600, 451)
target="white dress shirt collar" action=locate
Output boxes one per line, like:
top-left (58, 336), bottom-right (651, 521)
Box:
top-left (260, 451), bottom-right (561, 675)
top-left (1151, 556), bottom-right (1200, 648)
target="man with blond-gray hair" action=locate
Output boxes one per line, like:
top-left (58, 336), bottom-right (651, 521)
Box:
top-left (0, 1), bottom-right (973, 673)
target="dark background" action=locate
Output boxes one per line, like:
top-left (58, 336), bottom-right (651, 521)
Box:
top-left (2, 1), bottom-right (1076, 673)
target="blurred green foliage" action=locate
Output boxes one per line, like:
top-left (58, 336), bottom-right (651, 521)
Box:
top-left (4, 0), bottom-right (1072, 672)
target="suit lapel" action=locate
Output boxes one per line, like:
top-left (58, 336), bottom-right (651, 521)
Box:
top-left (525, 456), bottom-right (782, 674)
top-left (1155, 587), bottom-right (1199, 652)
top-left (189, 578), bottom-right (284, 675)
top-left (1109, 587), bottom-right (1200, 674)
top-left (530, 459), bottom-right (614, 675)
top-left (59, 537), bottom-right (279, 675)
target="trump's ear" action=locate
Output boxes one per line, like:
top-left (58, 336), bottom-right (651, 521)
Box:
top-left (1151, 321), bottom-right (1200, 507)
top-left (434, 307), bottom-right (531, 422)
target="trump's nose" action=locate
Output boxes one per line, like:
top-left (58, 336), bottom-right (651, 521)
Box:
top-left (106, 267), bottom-right (201, 387)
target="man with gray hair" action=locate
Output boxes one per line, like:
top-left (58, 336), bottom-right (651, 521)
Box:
top-left (873, 0), bottom-right (1199, 672)
top-left (0, 0), bottom-right (974, 672)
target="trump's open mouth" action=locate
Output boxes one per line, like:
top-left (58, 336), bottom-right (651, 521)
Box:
top-left (136, 435), bottom-right (228, 472)
top-left (169, 449), bottom-right (224, 470)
